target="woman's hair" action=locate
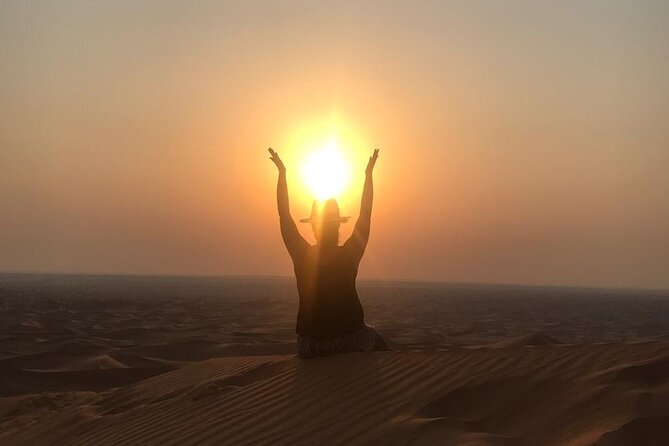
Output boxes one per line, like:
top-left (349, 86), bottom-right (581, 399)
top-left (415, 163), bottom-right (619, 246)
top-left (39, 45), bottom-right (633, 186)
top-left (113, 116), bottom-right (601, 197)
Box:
top-left (312, 220), bottom-right (340, 246)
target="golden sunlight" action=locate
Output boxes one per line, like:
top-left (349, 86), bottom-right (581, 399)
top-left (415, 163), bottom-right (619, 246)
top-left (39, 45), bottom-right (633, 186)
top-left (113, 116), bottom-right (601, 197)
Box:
top-left (301, 137), bottom-right (351, 201)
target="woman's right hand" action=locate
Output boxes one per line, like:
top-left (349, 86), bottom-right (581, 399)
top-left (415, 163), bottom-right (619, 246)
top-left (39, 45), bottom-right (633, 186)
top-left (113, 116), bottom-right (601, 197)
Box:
top-left (268, 147), bottom-right (286, 174)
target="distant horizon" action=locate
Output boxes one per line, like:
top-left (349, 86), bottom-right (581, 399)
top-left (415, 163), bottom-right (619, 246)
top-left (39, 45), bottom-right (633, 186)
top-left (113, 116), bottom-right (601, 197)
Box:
top-left (2, 268), bottom-right (667, 293)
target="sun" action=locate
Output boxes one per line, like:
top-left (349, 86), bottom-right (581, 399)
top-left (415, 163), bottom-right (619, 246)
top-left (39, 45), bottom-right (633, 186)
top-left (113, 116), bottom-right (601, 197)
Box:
top-left (302, 138), bottom-right (351, 201)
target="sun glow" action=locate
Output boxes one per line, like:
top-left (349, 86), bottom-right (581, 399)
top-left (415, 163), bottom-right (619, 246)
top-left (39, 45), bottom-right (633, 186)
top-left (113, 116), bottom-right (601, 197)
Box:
top-left (302, 138), bottom-right (351, 201)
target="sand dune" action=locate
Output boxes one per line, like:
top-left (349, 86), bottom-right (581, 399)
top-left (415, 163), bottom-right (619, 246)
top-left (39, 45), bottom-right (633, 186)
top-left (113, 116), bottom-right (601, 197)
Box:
top-left (0, 367), bottom-right (174, 398)
top-left (486, 332), bottom-right (559, 348)
top-left (1, 274), bottom-right (669, 445)
top-left (1, 343), bottom-right (668, 445)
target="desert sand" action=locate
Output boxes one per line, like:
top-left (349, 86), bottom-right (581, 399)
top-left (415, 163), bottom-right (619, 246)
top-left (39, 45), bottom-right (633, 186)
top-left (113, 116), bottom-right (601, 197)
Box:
top-left (1, 273), bottom-right (668, 445)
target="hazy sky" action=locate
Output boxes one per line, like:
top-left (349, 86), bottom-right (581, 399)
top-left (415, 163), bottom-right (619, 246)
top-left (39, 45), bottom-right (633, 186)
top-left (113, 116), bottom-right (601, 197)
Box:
top-left (1, 1), bottom-right (668, 289)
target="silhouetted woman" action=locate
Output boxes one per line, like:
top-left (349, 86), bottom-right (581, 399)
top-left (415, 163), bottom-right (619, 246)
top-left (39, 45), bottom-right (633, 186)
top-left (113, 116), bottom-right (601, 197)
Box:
top-left (269, 147), bottom-right (388, 358)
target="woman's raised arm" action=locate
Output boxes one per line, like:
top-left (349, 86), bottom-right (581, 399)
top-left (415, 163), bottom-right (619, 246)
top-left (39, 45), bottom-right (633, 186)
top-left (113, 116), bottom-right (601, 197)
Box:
top-left (345, 149), bottom-right (379, 262)
top-left (269, 148), bottom-right (308, 258)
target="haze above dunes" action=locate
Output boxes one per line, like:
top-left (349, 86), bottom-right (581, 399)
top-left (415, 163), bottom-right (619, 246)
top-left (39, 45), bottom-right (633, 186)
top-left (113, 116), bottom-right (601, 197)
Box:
top-left (2, 1), bottom-right (669, 289)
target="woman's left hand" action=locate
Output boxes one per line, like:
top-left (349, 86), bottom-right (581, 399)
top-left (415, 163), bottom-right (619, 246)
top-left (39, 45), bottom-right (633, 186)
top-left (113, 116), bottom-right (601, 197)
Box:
top-left (365, 148), bottom-right (379, 175)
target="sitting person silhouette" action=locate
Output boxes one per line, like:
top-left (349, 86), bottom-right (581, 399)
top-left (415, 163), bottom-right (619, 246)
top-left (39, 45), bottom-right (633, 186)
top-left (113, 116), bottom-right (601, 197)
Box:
top-left (269, 147), bottom-right (388, 358)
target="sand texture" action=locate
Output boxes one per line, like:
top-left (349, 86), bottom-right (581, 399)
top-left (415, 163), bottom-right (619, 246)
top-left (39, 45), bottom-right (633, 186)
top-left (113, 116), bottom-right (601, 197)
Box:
top-left (1, 274), bottom-right (669, 445)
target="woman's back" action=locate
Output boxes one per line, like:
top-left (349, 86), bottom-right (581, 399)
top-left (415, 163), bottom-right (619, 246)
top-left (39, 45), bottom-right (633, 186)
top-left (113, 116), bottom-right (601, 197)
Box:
top-left (293, 244), bottom-right (365, 340)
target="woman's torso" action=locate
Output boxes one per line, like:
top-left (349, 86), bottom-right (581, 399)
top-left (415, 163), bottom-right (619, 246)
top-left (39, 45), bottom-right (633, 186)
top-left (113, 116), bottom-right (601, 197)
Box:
top-left (293, 244), bottom-right (364, 339)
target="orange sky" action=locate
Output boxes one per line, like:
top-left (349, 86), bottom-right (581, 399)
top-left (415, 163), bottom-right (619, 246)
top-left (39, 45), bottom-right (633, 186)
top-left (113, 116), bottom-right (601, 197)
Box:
top-left (1, 1), bottom-right (668, 289)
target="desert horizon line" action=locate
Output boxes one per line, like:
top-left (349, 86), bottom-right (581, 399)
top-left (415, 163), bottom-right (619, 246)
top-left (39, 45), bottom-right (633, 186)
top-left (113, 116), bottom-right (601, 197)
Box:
top-left (2, 269), bottom-right (667, 294)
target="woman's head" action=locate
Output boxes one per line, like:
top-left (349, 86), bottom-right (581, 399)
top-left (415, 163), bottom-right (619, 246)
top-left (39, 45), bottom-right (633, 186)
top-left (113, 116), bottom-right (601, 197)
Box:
top-left (300, 199), bottom-right (349, 246)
